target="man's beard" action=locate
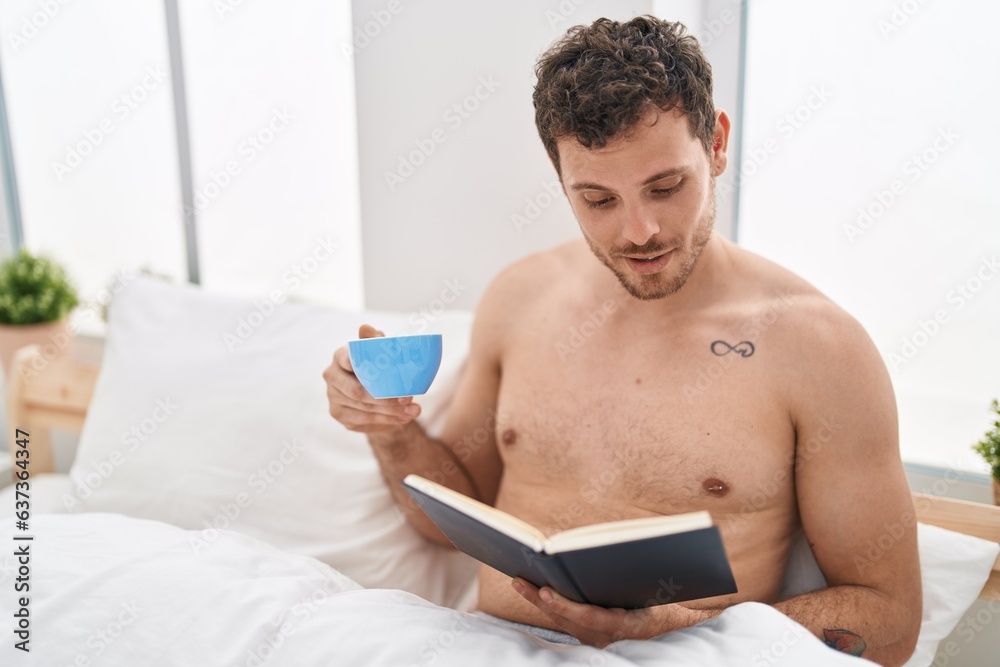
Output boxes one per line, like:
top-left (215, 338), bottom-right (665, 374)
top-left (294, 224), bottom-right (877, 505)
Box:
top-left (586, 181), bottom-right (716, 301)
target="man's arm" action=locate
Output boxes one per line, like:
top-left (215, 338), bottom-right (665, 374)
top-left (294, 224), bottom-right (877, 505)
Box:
top-left (364, 297), bottom-right (506, 545)
top-left (324, 269), bottom-right (515, 547)
top-left (513, 301), bottom-right (921, 666)
top-left (768, 302), bottom-right (921, 665)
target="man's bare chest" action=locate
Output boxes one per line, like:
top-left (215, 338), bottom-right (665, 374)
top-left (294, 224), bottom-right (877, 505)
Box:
top-left (492, 298), bottom-right (797, 528)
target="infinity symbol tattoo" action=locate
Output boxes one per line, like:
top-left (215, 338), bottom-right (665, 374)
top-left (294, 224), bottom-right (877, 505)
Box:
top-left (710, 340), bottom-right (755, 358)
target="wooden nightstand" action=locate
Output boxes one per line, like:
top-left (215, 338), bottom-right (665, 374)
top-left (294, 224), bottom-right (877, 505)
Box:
top-left (5, 344), bottom-right (100, 480)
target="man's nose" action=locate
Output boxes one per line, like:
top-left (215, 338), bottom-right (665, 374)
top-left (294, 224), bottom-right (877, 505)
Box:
top-left (621, 203), bottom-right (660, 246)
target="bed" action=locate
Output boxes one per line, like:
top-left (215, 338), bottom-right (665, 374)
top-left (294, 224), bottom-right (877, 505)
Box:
top-left (2, 277), bottom-right (998, 666)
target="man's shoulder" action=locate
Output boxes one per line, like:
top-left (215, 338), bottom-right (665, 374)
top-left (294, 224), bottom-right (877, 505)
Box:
top-left (469, 241), bottom-right (581, 356)
top-left (731, 246), bottom-right (883, 379)
top-left (478, 240), bottom-right (582, 311)
top-left (734, 245), bottom-right (865, 340)
top-left (500, 239), bottom-right (584, 280)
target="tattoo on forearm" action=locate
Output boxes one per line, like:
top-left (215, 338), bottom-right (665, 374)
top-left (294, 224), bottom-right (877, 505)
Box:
top-left (822, 629), bottom-right (867, 656)
top-left (710, 340), bottom-right (755, 358)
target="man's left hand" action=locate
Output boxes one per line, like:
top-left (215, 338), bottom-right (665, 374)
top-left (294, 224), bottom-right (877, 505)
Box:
top-left (511, 578), bottom-right (707, 648)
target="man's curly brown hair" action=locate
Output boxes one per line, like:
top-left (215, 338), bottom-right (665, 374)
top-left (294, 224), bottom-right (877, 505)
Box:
top-left (533, 15), bottom-right (715, 176)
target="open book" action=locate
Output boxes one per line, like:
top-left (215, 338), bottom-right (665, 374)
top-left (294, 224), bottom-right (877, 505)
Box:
top-left (402, 474), bottom-right (737, 609)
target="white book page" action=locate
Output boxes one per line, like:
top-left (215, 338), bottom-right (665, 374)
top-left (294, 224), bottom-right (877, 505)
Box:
top-left (544, 511), bottom-right (712, 554)
top-left (403, 475), bottom-right (546, 552)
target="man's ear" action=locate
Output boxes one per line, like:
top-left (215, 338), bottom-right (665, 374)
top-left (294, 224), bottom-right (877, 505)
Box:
top-left (711, 109), bottom-right (732, 177)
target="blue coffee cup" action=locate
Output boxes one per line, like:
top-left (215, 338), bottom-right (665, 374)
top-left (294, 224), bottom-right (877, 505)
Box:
top-left (347, 334), bottom-right (443, 399)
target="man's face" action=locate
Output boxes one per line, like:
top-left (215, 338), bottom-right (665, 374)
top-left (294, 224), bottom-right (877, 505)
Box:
top-left (557, 106), bottom-right (723, 301)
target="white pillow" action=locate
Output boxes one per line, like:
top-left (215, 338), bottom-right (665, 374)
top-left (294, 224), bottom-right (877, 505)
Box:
top-left (65, 277), bottom-right (478, 607)
top-left (780, 523), bottom-right (999, 667)
top-left (903, 523), bottom-right (999, 667)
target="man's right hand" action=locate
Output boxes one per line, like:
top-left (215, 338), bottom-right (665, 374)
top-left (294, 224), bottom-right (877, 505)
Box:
top-left (323, 324), bottom-right (422, 433)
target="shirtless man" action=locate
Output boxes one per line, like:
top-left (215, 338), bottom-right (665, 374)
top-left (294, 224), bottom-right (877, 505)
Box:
top-left (323, 16), bottom-right (920, 666)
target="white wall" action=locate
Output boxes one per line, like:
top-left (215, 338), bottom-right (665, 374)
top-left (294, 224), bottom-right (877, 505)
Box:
top-left (653, 0), bottom-right (743, 239)
top-left (353, 0), bottom-right (723, 315)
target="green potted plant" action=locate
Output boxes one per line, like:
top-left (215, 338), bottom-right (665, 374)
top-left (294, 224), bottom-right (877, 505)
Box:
top-left (0, 249), bottom-right (79, 376)
top-left (972, 399), bottom-right (1000, 506)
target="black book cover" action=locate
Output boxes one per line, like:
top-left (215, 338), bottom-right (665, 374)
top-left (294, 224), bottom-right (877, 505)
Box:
top-left (403, 477), bottom-right (737, 609)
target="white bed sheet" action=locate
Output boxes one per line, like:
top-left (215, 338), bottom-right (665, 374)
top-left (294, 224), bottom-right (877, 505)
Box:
top-left (0, 513), bottom-right (877, 667)
top-left (3, 478), bottom-right (999, 667)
